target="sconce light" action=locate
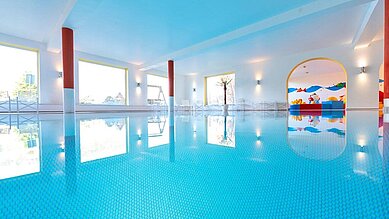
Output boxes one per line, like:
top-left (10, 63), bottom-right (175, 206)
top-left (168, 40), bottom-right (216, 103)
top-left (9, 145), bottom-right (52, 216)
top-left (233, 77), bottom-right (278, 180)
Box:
top-left (137, 82), bottom-right (141, 87)
top-left (360, 67), bottom-right (366, 74)
top-left (193, 88), bottom-right (196, 92)
top-left (58, 71), bottom-right (63, 78)
top-left (59, 142), bottom-right (65, 152)
top-left (357, 137), bottom-right (366, 149)
top-left (137, 129), bottom-right (142, 140)
top-left (256, 80), bottom-right (261, 85)
top-left (193, 125), bottom-right (197, 138)
top-left (256, 130), bottom-right (261, 141)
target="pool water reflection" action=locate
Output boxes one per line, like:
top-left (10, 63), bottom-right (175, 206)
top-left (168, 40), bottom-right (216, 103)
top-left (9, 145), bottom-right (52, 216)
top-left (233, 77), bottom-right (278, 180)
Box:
top-left (0, 120), bottom-right (40, 180)
top-left (0, 111), bottom-right (387, 218)
top-left (80, 118), bottom-right (128, 163)
top-left (288, 112), bottom-right (346, 160)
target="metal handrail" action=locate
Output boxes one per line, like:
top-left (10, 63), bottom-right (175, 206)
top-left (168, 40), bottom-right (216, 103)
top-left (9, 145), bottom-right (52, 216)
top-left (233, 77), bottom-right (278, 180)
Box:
top-left (16, 97), bottom-right (39, 113)
top-left (0, 96), bottom-right (39, 113)
top-left (0, 96), bottom-right (11, 113)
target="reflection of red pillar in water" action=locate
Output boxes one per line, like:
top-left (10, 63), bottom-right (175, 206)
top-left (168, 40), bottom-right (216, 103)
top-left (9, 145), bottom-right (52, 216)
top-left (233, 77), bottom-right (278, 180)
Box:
top-left (384, 123), bottom-right (389, 182)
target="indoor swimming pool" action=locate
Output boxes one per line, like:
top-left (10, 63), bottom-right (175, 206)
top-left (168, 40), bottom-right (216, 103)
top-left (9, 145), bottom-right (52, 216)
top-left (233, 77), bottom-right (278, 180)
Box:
top-left (0, 111), bottom-right (387, 218)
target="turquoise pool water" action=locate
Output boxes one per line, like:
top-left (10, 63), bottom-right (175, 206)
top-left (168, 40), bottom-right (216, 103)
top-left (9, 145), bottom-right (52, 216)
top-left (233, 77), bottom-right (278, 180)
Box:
top-left (0, 111), bottom-right (387, 218)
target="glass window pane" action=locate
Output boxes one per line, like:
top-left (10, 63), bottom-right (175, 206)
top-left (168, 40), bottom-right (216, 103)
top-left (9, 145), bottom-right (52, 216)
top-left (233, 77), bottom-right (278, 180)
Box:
top-left (206, 74), bottom-right (235, 105)
top-left (147, 74), bottom-right (168, 105)
top-left (79, 61), bottom-right (126, 105)
top-left (0, 44), bottom-right (38, 101)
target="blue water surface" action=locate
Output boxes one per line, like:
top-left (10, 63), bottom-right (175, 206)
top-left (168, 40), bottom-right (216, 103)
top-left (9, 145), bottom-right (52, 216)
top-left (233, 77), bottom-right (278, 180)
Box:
top-left (0, 111), bottom-right (387, 218)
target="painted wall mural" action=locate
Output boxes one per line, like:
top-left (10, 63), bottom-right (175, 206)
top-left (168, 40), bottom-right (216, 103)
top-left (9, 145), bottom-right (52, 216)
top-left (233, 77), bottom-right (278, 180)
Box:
top-left (288, 82), bottom-right (346, 93)
top-left (288, 82), bottom-right (346, 107)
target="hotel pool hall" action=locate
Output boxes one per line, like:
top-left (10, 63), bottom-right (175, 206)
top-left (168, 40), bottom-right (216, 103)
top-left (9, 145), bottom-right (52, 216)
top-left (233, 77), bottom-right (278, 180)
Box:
top-left (0, 1), bottom-right (388, 218)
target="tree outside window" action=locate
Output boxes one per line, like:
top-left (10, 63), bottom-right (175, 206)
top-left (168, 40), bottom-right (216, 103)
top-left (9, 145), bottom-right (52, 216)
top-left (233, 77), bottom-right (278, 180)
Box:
top-left (206, 74), bottom-right (235, 105)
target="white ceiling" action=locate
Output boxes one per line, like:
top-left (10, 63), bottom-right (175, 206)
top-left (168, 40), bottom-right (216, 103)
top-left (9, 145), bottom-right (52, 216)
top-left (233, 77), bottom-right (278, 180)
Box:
top-left (0, 0), bottom-right (71, 43)
top-left (163, 2), bottom-right (377, 75)
top-left (64, 0), bottom-right (318, 65)
top-left (0, 0), bottom-right (383, 75)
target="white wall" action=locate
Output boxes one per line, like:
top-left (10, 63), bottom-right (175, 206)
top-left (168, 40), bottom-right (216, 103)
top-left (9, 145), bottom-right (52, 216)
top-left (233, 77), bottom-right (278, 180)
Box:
top-left (0, 33), bottom-right (63, 108)
top-left (0, 32), bottom-right (383, 111)
top-left (178, 40), bottom-right (383, 109)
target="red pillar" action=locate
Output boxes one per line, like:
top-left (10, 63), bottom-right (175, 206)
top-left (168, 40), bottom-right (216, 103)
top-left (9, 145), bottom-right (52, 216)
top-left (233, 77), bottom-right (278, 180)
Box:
top-left (62, 28), bottom-right (77, 186)
top-left (62, 28), bottom-right (74, 90)
top-left (168, 60), bottom-right (175, 162)
top-left (384, 0), bottom-right (389, 100)
top-left (384, 0), bottom-right (389, 185)
top-left (168, 60), bottom-right (174, 97)
top-left (62, 27), bottom-right (75, 113)
top-left (168, 60), bottom-right (174, 110)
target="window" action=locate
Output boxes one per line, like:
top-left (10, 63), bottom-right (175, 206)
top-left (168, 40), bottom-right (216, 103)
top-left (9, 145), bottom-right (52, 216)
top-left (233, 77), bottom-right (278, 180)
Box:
top-left (206, 73), bottom-right (235, 105)
top-left (0, 44), bottom-right (38, 101)
top-left (147, 74), bottom-right (168, 105)
top-left (78, 60), bottom-right (127, 105)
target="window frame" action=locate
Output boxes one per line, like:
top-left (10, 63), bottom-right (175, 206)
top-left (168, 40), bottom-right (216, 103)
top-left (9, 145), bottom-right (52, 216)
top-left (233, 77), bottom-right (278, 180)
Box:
top-left (204, 72), bottom-right (235, 106)
top-left (0, 42), bottom-right (40, 102)
top-left (77, 58), bottom-right (128, 106)
top-left (146, 73), bottom-right (168, 106)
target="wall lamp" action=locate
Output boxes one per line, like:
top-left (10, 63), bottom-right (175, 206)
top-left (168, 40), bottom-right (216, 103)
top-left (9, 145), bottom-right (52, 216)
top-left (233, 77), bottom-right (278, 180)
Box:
top-left (256, 80), bottom-right (261, 85)
top-left (58, 71), bottom-right (63, 78)
top-left (137, 129), bottom-right (142, 140)
top-left (193, 88), bottom-right (196, 92)
top-left (360, 66), bottom-right (366, 74)
top-left (137, 82), bottom-right (141, 87)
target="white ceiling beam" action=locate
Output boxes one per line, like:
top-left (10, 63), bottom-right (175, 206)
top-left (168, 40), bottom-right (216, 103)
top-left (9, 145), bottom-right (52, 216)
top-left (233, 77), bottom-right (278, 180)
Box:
top-left (45, 0), bottom-right (78, 53)
top-left (351, 0), bottom-right (379, 48)
top-left (140, 0), bottom-right (375, 71)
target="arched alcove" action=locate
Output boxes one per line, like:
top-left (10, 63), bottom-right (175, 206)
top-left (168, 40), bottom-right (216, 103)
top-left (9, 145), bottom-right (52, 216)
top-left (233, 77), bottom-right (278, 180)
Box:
top-left (287, 58), bottom-right (347, 110)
